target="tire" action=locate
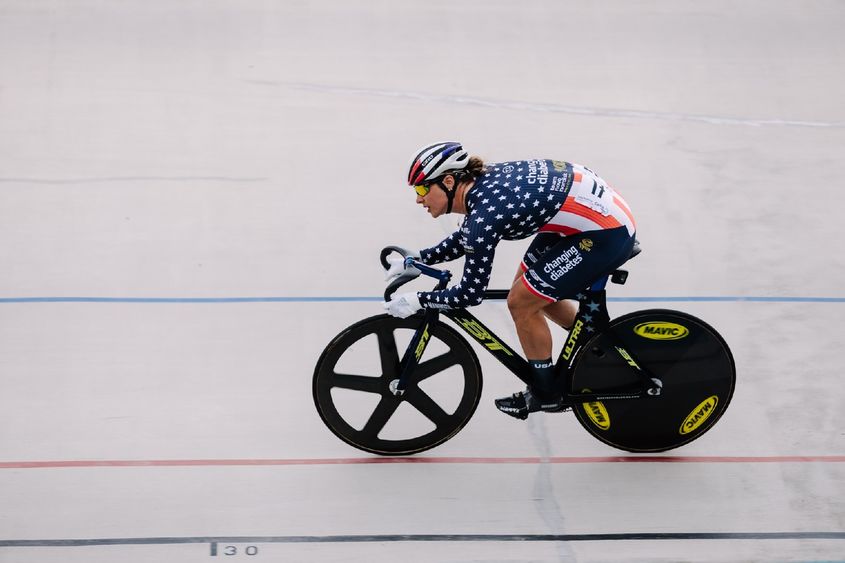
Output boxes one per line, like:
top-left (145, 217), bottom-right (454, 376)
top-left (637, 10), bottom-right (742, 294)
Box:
top-left (570, 309), bottom-right (736, 453)
top-left (313, 314), bottom-right (483, 455)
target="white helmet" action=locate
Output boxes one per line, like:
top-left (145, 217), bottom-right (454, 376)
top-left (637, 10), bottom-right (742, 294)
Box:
top-left (407, 142), bottom-right (469, 186)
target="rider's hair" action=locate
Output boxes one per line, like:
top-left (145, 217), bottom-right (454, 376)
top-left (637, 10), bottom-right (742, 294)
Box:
top-left (458, 156), bottom-right (486, 182)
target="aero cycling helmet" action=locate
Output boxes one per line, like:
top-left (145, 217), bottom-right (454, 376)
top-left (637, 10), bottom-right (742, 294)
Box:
top-left (407, 142), bottom-right (469, 186)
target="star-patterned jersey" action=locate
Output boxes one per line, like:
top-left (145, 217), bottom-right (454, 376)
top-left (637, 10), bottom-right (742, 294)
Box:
top-left (417, 159), bottom-right (575, 310)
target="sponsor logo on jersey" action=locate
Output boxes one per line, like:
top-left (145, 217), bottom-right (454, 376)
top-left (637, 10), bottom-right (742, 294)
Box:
top-left (633, 322), bottom-right (690, 340)
top-left (579, 238), bottom-right (593, 252)
top-left (549, 161), bottom-right (574, 193)
top-left (680, 396), bottom-right (719, 435)
top-left (526, 160), bottom-right (549, 185)
top-left (459, 226), bottom-right (474, 253)
top-left (527, 269), bottom-right (555, 290)
top-left (543, 246), bottom-right (582, 281)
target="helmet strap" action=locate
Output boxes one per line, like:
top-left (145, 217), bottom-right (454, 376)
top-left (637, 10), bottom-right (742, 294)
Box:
top-left (436, 174), bottom-right (461, 214)
top-left (444, 185), bottom-right (456, 214)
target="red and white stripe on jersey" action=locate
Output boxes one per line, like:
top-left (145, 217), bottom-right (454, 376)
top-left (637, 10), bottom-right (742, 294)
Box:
top-left (539, 167), bottom-right (636, 237)
top-left (520, 275), bottom-right (557, 303)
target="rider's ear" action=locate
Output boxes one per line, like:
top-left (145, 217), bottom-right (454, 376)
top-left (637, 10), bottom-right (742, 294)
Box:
top-left (442, 175), bottom-right (456, 190)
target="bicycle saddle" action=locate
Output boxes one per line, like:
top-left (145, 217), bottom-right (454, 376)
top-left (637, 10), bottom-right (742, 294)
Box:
top-left (628, 238), bottom-right (642, 261)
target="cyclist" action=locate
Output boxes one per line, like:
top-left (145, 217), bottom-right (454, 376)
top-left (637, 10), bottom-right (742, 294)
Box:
top-left (383, 142), bottom-right (637, 420)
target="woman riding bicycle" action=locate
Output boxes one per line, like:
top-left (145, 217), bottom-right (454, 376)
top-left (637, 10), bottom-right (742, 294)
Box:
top-left (383, 142), bottom-right (637, 420)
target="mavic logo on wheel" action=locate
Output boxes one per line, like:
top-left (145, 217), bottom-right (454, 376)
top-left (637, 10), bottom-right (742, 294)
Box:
top-left (580, 391), bottom-right (611, 430)
top-left (453, 317), bottom-right (514, 356)
top-left (634, 322), bottom-right (690, 340)
top-left (680, 395), bottom-right (719, 435)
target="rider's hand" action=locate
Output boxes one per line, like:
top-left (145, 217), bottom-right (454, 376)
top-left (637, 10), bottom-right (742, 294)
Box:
top-left (384, 248), bottom-right (421, 281)
top-left (383, 292), bottom-right (422, 319)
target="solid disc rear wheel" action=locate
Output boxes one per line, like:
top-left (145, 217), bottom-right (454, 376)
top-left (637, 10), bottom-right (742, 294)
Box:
top-left (570, 309), bottom-right (735, 453)
top-left (313, 314), bottom-right (482, 455)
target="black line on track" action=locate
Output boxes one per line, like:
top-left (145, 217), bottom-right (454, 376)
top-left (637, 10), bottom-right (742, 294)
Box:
top-left (1, 532), bottom-right (844, 547)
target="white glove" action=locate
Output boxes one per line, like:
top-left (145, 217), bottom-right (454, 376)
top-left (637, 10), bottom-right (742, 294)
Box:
top-left (384, 250), bottom-right (421, 282)
top-left (384, 256), bottom-right (408, 281)
top-left (383, 292), bottom-right (422, 319)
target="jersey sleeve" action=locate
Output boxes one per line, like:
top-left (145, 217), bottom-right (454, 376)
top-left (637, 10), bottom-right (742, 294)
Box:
top-left (417, 207), bottom-right (505, 310)
top-left (419, 229), bottom-right (465, 265)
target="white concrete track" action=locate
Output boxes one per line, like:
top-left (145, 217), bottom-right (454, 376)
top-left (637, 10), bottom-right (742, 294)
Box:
top-left (1, 1), bottom-right (843, 562)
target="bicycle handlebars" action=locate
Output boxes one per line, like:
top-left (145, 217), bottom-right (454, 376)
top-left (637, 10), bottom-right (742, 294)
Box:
top-left (381, 246), bottom-right (452, 301)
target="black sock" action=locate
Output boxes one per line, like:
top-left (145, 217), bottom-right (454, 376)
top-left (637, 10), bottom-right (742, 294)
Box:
top-left (528, 358), bottom-right (556, 399)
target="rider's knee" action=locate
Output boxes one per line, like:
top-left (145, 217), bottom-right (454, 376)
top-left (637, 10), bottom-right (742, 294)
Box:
top-left (507, 286), bottom-right (537, 322)
top-left (506, 293), bottom-right (520, 318)
top-left (506, 290), bottom-right (522, 316)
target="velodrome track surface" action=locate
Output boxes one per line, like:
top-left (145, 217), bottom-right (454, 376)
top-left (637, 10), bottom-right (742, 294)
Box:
top-left (1, 1), bottom-right (843, 561)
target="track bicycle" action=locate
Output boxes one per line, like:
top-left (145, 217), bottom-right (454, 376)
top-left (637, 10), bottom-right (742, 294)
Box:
top-left (313, 245), bottom-right (736, 455)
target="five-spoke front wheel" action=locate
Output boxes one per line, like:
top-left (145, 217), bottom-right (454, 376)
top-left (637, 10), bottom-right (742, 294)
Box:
top-left (313, 314), bottom-right (483, 455)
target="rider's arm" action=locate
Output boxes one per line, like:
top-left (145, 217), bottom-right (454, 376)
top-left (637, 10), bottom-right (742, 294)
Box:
top-left (419, 229), bottom-right (465, 265)
top-left (417, 212), bottom-right (501, 309)
top-left (417, 245), bottom-right (496, 309)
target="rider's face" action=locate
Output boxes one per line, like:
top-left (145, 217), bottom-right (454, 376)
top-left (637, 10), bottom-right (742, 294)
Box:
top-left (415, 176), bottom-right (454, 218)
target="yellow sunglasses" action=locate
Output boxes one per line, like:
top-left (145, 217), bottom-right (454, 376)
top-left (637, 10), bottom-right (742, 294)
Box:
top-left (414, 184), bottom-right (431, 196)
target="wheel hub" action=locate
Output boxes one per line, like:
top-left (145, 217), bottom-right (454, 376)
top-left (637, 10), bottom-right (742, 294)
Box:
top-left (388, 379), bottom-right (405, 396)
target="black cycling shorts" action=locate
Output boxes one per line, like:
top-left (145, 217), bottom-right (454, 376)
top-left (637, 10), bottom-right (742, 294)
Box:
top-left (520, 227), bottom-right (636, 302)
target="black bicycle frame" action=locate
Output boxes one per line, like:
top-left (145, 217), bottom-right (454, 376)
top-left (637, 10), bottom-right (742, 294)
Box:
top-left (389, 261), bottom-right (661, 403)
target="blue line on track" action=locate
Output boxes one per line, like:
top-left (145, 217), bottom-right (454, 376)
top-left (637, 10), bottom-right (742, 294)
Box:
top-left (0, 296), bottom-right (844, 304)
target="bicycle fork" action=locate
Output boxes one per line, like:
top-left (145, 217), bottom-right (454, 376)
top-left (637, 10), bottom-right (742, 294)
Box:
top-left (390, 309), bottom-right (440, 397)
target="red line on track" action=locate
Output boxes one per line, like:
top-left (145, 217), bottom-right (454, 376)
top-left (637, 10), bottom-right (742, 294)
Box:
top-left (1, 456), bottom-right (844, 469)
